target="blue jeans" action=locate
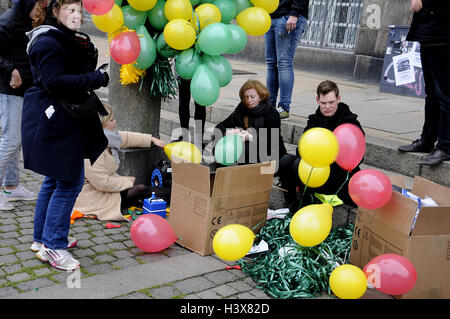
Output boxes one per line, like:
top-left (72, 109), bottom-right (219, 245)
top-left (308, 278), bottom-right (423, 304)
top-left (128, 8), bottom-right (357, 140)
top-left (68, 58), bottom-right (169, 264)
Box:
top-left (0, 94), bottom-right (22, 186)
top-left (33, 165), bottom-right (84, 249)
top-left (265, 15), bottom-right (307, 112)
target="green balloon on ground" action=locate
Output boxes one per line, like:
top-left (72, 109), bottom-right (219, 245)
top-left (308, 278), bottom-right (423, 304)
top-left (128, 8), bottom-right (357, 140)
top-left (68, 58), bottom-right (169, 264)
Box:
top-left (175, 48), bottom-right (201, 79)
top-left (201, 54), bottom-right (232, 87)
top-left (190, 64), bottom-right (220, 106)
top-left (214, 134), bottom-right (243, 165)
top-left (135, 25), bottom-right (157, 69)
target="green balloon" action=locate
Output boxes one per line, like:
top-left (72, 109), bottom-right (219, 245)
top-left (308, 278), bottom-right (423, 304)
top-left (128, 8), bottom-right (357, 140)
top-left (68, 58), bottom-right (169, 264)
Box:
top-left (189, 0), bottom-right (200, 6)
top-left (175, 48), bottom-right (201, 79)
top-left (214, 134), bottom-right (243, 165)
top-left (213, 0), bottom-right (236, 24)
top-left (232, 0), bottom-right (252, 14)
top-left (156, 33), bottom-right (180, 58)
top-left (226, 24), bottom-right (247, 54)
top-left (114, 0), bottom-right (123, 6)
top-left (190, 64), bottom-right (220, 106)
top-left (198, 0), bottom-right (215, 4)
top-left (122, 5), bottom-right (147, 30)
top-left (135, 25), bottom-right (157, 70)
top-left (148, 0), bottom-right (168, 31)
top-left (201, 54), bottom-right (232, 87)
top-left (197, 23), bottom-right (232, 56)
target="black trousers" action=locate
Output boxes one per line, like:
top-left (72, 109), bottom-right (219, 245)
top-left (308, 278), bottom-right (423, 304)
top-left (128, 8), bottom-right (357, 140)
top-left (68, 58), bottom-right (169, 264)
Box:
top-left (420, 43), bottom-right (450, 154)
top-left (178, 77), bottom-right (206, 140)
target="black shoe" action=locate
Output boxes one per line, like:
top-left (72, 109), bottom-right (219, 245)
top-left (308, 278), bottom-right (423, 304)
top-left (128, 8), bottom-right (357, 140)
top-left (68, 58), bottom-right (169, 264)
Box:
top-left (398, 139), bottom-right (434, 153)
top-left (416, 148), bottom-right (450, 166)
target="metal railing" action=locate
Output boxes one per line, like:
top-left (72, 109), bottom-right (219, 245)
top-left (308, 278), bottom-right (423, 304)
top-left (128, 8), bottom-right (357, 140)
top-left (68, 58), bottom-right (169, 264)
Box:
top-left (300, 0), bottom-right (364, 51)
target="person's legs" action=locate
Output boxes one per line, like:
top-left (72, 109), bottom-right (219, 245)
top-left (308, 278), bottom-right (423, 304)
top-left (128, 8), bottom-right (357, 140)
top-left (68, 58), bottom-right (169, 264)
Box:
top-left (277, 154), bottom-right (299, 205)
top-left (265, 20), bottom-right (278, 108)
top-left (178, 77), bottom-right (192, 140)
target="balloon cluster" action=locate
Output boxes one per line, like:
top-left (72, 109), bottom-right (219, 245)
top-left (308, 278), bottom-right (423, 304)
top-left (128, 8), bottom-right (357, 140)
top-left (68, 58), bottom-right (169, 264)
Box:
top-left (86, 0), bottom-right (278, 105)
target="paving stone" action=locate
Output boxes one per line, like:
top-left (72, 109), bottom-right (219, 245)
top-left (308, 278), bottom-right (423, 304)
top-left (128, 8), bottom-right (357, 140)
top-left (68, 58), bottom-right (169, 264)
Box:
top-left (7, 272), bottom-right (31, 283)
top-left (0, 246), bottom-right (14, 255)
top-left (16, 251), bottom-right (36, 260)
top-left (196, 289), bottom-right (222, 299)
top-left (148, 285), bottom-right (183, 299)
top-left (116, 292), bottom-right (151, 299)
top-left (0, 286), bottom-right (20, 298)
top-left (111, 249), bottom-right (134, 259)
top-left (16, 277), bottom-right (54, 291)
top-left (112, 257), bottom-right (139, 268)
top-left (95, 254), bottom-right (116, 263)
top-left (212, 284), bottom-right (239, 297)
top-left (21, 259), bottom-right (42, 268)
top-left (203, 270), bottom-right (238, 285)
top-left (83, 263), bottom-right (113, 275)
top-left (173, 276), bottom-right (216, 294)
top-left (0, 254), bottom-right (18, 264)
top-left (227, 280), bottom-right (254, 292)
top-left (106, 242), bottom-right (127, 250)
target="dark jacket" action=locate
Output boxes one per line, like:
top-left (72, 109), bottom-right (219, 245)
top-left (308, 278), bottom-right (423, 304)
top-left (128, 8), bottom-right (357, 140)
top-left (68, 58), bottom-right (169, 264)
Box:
top-left (406, 0), bottom-right (450, 44)
top-left (21, 18), bottom-right (108, 184)
top-left (0, 0), bottom-right (36, 96)
top-left (215, 99), bottom-right (287, 164)
top-left (270, 0), bottom-right (309, 20)
top-left (299, 102), bottom-right (365, 206)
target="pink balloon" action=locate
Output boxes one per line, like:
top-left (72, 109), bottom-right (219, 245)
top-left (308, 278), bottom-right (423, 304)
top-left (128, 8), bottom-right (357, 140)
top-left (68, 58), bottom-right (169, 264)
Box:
top-left (333, 123), bottom-right (366, 171)
top-left (363, 254), bottom-right (417, 295)
top-left (348, 169), bottom-right (392, 209)
top-left (130, 214), bottom-right (177, 253)
top-left (110, 31), bottom-right (141, 65)
top-left (82, 0), bottom-right (115, 15)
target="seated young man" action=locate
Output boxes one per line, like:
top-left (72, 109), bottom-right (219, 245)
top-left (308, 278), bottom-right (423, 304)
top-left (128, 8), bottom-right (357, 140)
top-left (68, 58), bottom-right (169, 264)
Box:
top-left (278, 80), bottom-right (365, 211)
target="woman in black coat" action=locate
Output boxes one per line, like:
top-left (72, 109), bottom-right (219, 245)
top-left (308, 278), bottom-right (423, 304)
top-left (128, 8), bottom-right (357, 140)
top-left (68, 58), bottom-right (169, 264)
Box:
top-left (214, 79), bottom-right (287, 169)
top-left (21, 0), bottom-right (109, 271)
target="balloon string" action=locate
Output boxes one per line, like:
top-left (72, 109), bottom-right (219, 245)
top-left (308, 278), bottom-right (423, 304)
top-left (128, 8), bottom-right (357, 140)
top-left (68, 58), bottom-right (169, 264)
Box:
top-left (328, 170), bottom-right (350, 204)
top-left (298, 166), bottom-right (313, 209)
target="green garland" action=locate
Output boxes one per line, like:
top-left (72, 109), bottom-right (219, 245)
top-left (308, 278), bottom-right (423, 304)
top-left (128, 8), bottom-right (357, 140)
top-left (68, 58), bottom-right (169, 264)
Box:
top-left (237, 218), bottom-right (354, 299)
top-left (143, 53), bottom-right (178, 101)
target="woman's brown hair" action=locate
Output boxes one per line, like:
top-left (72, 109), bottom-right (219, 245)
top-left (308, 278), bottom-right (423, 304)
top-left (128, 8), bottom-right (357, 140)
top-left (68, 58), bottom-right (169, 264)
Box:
top-left (239, 79), bottom-right (270, 105)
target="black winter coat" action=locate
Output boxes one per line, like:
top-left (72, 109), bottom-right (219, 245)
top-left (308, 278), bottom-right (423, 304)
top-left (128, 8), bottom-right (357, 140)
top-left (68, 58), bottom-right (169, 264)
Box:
top-left (0, 1), bottom-right (35, 96)
top-left (21, 20), bottom-right (108, 183)
top-left (270, 0), bottom-right (309, 20)
top-left (215, 99), bottom-right (287, 165)
top-left (406, 0), bottom-right (450, 43)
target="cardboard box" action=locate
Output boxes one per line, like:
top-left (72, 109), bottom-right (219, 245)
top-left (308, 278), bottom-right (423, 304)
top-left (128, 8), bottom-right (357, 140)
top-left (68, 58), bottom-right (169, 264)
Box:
top-left (168, 160), bottom-right (275, 256)
top-left (349, 176), bottom-right (450, 298)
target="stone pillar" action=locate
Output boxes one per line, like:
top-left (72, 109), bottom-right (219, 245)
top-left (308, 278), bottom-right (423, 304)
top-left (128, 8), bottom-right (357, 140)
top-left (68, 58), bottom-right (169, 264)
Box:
top-left (108, 59), bottom-right (165, 185)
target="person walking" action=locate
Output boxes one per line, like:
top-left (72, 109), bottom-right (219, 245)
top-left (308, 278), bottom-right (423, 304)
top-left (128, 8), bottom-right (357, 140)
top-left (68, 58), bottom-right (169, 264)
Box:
top-left (0, 0), bottom-right (43, 210)
top-left (265, 0), bottom-right (309, 119)
top-left (397, 0), bottom-right (450, 166)
top-left (22, 0), bottom-right (109, 271)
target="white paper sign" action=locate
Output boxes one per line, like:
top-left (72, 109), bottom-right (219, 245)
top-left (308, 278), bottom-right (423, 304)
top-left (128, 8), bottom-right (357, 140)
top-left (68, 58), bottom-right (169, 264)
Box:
top-left (392, 53), bottom-right (416, 86)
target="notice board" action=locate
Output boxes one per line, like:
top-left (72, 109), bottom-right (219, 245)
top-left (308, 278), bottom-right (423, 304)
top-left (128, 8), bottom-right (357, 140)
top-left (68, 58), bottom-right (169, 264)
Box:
top-left (379, 26), bottom-right (425, 98)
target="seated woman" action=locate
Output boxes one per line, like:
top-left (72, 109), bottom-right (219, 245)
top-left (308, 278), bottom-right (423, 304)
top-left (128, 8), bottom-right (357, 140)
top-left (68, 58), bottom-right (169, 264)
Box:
top-left (214, 79), bottom-right (287, 169)
top-left (279, 80), bottom-right (365, 211)
top-left (73, 104), bottom-right (169, 221)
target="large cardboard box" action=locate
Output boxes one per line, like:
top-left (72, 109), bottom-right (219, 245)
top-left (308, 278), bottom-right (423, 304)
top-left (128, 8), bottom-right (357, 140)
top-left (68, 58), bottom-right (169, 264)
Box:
top-left (168, 160), bottom-right (275, 256)
top-left (349, 176), bottom-right (450, 298)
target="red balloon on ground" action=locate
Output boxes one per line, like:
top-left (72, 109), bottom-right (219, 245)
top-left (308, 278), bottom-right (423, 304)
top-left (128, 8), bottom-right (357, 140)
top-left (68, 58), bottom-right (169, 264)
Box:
top-left (333, 123), bottom-right (365, 171)
top-left (363, 254), bottom-right (417, 295)
top-left (83, 0), bottom-right (115, 15)
top-left (348, 169), bottom-right (392, 209)
top-left (130, 214), bottom-right (177, 253)
top-left (110, 31), bottom-right (141, 65)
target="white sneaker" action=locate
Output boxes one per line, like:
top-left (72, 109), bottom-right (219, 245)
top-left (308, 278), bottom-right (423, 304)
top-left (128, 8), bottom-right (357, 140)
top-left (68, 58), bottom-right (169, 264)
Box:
top-left (36, 245), bottom-right (80, 271)
top-left (0, 193), bottom-right (14, 210)
top-left (30, 236), bottom-right (78, 252)
top-left (3, 185), bottom-right (37, 201)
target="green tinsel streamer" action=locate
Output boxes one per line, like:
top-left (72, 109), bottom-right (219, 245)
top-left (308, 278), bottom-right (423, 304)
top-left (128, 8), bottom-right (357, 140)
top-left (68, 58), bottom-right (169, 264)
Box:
top-left (237, 220), bottom-right (354, 299)
top-left (143, 54), bottom-right (178, 101)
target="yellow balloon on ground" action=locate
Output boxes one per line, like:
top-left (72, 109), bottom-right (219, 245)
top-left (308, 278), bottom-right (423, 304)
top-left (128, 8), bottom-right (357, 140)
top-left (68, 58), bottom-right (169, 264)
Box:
top-left (213, 224), bottom-right (255, 261)
top-left (298, 127), bottom-right (339, 167)
top-left (164, 141), bottom-right (202, 164)
top-left (163, 19), bottom-right (196, 50)
top-left (298, 159), bottom-right (330, 188)
top-left (92, 4), bottom-right (124, 33)
top-left (329, 264), bottom-right (368, 299)
top-left (128, 0), bottom-right (157, 11)
top-left (289, 203), bottom-right (332, 247)
top-left (164, 0), bottom-right (193, 21)
top-left (236, 7), bottom-right (271, 36)
top-left (250, 0), bottom-right (279, 13)
top-left (190, 3), bottom-right (221, 31)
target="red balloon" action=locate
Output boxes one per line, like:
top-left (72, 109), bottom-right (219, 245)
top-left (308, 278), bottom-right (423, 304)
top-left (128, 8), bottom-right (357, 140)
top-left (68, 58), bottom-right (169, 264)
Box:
top-left (333, 123), bottom-right (365, 171)
top-left (82, 0), bottom-right (115, 15)
top-left (348, 169), bottom-right (392, 209)
top-left (363, 254), bottom-right (417, 295)
top-left (130, 214), bottom-right (177, 253)
top-left (110, 31), bottom-right (141, 65)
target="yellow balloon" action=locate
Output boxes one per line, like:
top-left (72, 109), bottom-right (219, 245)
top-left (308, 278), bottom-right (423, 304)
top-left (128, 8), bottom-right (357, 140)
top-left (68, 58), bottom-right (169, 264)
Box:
top-left (128, 0), bottom-right (157, 11)
top-left (236, 7), bottom-right (271, 36)
top-left (298, 127), bottom-right (339, 167)
top-left (298, 159), bottom-right (330, 188)
top-left (163, 19), bottom-right (196, 50)
top-left (164, 0), bottom-right (193, 21)
top-left (213, 224), bottom-right (255, 261)
top-left (190, 3), bottom-right (221, 31)
top-left (165, 141), bottom-right (202, 164)
top-left (92, 4), bottom-right (124, 33)
top-left (250, 0), bottom-right (279, 13)
top-left (329, 265), bottom-right (368, 299)
top-left (289, 203), bottom-right (332, 247)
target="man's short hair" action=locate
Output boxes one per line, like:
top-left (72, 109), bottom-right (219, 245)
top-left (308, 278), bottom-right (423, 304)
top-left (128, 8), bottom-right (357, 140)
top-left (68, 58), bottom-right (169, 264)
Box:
top-left (317, 80), bottom-right (339, 98)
